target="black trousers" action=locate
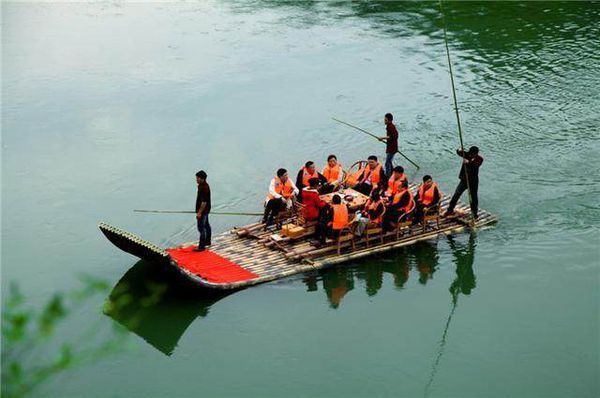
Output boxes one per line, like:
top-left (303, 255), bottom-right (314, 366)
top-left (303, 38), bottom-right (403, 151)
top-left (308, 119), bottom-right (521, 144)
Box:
top-left (447, 179), bottom-right (479, 218)
top-left (354, 182), bottom-right (373, 196)
top-left (262, 199), bottom-right (285, 226)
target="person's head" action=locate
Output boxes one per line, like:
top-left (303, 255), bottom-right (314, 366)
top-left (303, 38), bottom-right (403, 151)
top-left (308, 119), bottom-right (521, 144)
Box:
top-left (277, 168), bottom-right (288, 182)
top-left (422, 174), bottom-right (433, 188)
top-left (368, 155), bottom-right (378, 168)
top-left (392, 165), bottom-right (404, 177)
top-left (332, 194), bottom-right (342, 205)
top-left (305, 161), bottom-right (316, 173)
top-left (195, 170), bottom-right (207, 184)
top-left (308, 177), bottom-right (320, 189)
top-left (370, 189), bottom-right (381, 201)
top-left (327, 154), bottom-right (338, 167)
top-left (468, 146), bottom-right (479, 156)
top-left (384, 113), bottom-right (393, 125)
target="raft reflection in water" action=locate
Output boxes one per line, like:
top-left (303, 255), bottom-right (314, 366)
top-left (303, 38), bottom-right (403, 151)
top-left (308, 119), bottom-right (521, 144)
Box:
top-left (103, 261), bottom-right (234, 356)
top-left (304, 233), bottom-right (477, 309)
top-left (104, 234), bottom-right (476, 354)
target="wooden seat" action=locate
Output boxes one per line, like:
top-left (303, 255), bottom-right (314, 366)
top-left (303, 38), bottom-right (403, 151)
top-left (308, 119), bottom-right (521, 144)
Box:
top-left (335, 224), bottom-right (356, 255)
top-left (422, 203), bottom-right (441, 232)
top-left (365, 224), bottom-right (385, 247)
top-left (396, 201), bottom-right (416, 239)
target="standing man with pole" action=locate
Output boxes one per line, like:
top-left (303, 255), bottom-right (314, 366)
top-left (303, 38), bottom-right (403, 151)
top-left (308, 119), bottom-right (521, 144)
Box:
top-left (194, 170), bottom-right (211, 252)
top-left (445, 146), bottom-right (483, 221)
top-left (380, 113), bottom-right (399, 177)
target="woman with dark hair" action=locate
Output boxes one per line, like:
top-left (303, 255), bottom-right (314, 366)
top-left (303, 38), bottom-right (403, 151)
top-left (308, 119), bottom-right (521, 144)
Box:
top-left (355, 189), bottom-right (386, 236)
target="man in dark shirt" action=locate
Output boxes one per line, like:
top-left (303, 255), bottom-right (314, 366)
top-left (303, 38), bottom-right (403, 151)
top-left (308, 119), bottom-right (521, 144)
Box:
top-left (446, 146), bottom-right (484, 220)
top-left (195, 170), bottom-right (211, 251)
top-left (380, 112), bottom-right (399, 177)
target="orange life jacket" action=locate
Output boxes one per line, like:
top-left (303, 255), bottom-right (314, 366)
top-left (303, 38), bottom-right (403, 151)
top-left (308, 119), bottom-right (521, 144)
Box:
top-left (392, 188), bottom-right (415, 213)
top-left (302, 167), bottom-right (319, 187)
top-left (418, 182), bottom-right (439, 206)
top-left (332, 203), bottom-right (349, 230)
top-left (360, 163), bottom-right (383, 187)
top-left (267, 177), bottom-right (294, 200)
top-left (365, 198), bottom-right (385, 225)
top-left (322, 164), bottom-right (342, 183)
top-left (386, 173), bottom-right (408, 196)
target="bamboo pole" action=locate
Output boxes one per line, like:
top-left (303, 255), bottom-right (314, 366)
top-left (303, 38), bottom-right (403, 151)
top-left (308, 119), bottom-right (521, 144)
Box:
top-left (332, 117), bottom-right (421, 169)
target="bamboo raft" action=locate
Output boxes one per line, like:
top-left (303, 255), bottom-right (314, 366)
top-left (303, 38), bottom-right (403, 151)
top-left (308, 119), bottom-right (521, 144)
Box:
top-left (99, 183), bottom-right (497, 290)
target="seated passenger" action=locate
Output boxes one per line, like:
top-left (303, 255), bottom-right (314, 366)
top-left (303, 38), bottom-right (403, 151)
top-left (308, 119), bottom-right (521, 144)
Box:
top-left (355, 190), bottom-right (385, 236)
top-left (385, 166), bottom-right (408, 197)
top-left (354, 155), bottom-right (388, 196)
top-left (302, 178), bottom-right (327, 222)
top-left (383, 180), bottom-right (414, 231)
top-left (263, 168), bottom-right (299, 229)
top-left (413, 175), bottom-right (441, 223)
top-left (321, 154), bottom-right (343, 194)
top-left (295, 161), bottom-right (327, 202)
top-left (315, 194), bottom-right (348, 245)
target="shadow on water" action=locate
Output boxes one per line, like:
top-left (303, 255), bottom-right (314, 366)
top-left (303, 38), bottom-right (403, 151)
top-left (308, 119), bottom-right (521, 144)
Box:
top-left (302, 238), bottom-right (445, 308)
top-left (103, 261), bottom-right (235, 356)
top-left (424, 232), bottom-right (477, 398)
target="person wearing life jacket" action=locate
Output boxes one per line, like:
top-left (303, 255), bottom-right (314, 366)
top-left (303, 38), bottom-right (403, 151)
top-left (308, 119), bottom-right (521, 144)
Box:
top-left (414, 175), bottom-right (441, 223)
top-left (354, 155), bottom-right (388, 196)
top-left (383, 179), bottom-right (414, 231)
top-left (302, 178), bottom-right (327, 222)
top-left (385, 165), bottom-right (409, 197)
top-left (295, 161), bottom-right (327, 202)
top-left (315, 194), bottom-right (349, 246)
top-left (355, 189), bottom-right (386, 236)
top-left (320, 154), bottom-right (343, 194)
top-left (263, 168), bottom-right (299, 229)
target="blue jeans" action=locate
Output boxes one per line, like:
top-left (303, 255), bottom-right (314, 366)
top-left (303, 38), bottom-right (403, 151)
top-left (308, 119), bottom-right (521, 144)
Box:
top-left (385, 152), bottom-right (395, 176)
top-left (197, 214), bottom-right (212, 249)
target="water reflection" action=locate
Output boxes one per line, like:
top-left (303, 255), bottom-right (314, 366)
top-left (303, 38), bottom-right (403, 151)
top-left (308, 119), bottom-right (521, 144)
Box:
top-left (425, 232), bottom-right (477, 397)
top-left (104, 261), bottom-right (234, 356)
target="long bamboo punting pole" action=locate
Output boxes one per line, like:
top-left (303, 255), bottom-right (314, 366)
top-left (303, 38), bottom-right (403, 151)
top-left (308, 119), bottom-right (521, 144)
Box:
top-left (332, 117), bottom-right (421, 169)
top-left (439, 0), bottom-right (474, 222)
top-left (133, 209), bottom-right (263, 216)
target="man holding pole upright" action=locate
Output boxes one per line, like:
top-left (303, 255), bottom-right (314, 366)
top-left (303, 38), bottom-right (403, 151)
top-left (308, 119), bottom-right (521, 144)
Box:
top-left (379, 113), bottom-right (399, 177)
top-left (445, 146), bottom-right (483, 221)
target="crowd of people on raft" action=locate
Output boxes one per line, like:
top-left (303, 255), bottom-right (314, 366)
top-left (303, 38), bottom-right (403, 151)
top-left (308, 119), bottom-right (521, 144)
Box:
top-left (261, 152), bottom-right (466, 246)
top-left (195, 112), bottom-right (483, 251)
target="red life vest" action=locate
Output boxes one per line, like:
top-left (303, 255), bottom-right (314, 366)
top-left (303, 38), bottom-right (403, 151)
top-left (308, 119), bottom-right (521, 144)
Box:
top-left (360, 163), bottom-right (383, 187)
top-left (386, 173), bottom-right (408, 196)
top-left (322, 164), bottom-right (342, 184)
top-left (332, 203), bottom-right (349, 230)
top-left (267, 178), bottom-right (294, 200)
top-left (418, 182), bottom-right (439, 206)
top-left (302, 167), bottom-right (319, 187)
top-left (365, 198), bottom-right (385, 225)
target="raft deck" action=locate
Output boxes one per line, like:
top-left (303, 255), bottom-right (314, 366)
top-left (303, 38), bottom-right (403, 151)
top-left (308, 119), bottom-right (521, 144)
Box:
top-left (99, 185), bottom-right (497, 290)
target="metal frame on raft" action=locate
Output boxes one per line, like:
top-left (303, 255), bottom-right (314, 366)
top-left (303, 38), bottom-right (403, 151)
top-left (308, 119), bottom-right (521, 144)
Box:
top-left (99, 185), bottom-right (497, 290)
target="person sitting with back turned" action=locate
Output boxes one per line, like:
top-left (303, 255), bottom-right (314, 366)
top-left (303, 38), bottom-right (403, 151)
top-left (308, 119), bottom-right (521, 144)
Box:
top-left (378, 112), bottom-right (399, 177)
top-left (383, 180), bottom-right (414, 232)
top-left (321, 154), bottom-right (343, 194)
top-left (302, 178), bottom-right (327, 222)
top-left (295, 161), bottom-right (327, 202)
top-left (315, 194), bottom-right (348, 246)
top-left (263, 168), bottom-right (299, 229)
top-left (355, 189), bottom-right (386, 236)
top-left (354, 155), bottom-right (388, 196)
top-left (413, 175), bottom-right (441, 223)
top-left (445, 146), bottom-right (484, 221)
top-left (385, 165), bottom-right (408, 198)
top-left (194, 170), bottom-right (212, 252)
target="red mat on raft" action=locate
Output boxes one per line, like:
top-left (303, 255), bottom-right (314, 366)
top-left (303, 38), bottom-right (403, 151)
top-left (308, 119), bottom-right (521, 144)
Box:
top-left (167, 246), bottom-right (258, 284)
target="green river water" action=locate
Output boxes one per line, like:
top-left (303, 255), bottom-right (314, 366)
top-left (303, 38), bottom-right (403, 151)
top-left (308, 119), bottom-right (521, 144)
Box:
top-left (2, 1), bottom-right (599, 397)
